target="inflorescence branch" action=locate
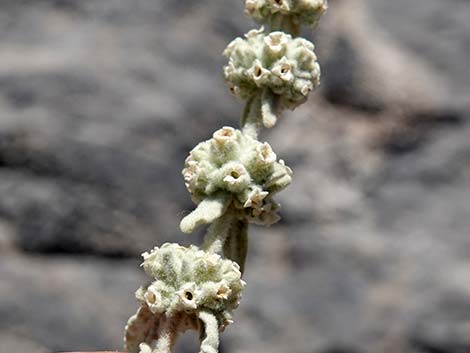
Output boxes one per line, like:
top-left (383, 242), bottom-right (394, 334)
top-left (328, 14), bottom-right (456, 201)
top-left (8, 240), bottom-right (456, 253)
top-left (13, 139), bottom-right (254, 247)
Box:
top-left (124, 1), bottom-right (327, 352)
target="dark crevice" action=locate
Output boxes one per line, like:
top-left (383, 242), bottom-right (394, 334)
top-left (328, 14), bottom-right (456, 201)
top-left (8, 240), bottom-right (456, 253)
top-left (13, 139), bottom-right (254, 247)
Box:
top-left (320, 346), bottom-right (362, 353)
top-left (411, 337), bottom-right (470, 353)
top-left (382, 108), bottom-right (468, 156)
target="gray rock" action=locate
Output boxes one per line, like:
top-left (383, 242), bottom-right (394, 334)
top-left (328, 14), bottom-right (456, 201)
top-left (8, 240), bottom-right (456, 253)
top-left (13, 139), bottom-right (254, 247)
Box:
top-left (0, 0), bottom-right (469, 353)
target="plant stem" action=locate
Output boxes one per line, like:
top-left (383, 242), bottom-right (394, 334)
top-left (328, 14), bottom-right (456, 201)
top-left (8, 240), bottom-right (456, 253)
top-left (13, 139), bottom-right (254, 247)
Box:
top-left (223, 218), bottom-right (248, 274)
top-left (241, 93), bottom-right (261, 139)
top-left (202, 210), bottom-right (234, 254)
top-left (153, 318), bottom-right (178, 353)
top-left (270, 13), bottom-right (283, 31)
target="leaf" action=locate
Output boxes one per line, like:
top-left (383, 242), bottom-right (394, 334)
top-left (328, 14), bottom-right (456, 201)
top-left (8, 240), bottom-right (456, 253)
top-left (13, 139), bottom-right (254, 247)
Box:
top-left (180, 193), bottom-right (231, 234)
top-left (261, 88), bottom-right (278, 129)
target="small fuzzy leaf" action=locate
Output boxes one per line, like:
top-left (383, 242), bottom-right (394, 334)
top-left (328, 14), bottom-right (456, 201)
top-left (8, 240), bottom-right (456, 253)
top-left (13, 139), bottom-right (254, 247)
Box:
top-left (261, 88), bottom-right (278, 128)
top-left (180, 193), bottom-right (231, 234)
top-left (198, 311), bottom-right (220, 353)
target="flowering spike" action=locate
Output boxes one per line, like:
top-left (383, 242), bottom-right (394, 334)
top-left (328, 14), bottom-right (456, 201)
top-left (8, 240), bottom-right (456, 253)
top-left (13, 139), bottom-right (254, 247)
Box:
top-left (125, 0), bottom-right (328, 351)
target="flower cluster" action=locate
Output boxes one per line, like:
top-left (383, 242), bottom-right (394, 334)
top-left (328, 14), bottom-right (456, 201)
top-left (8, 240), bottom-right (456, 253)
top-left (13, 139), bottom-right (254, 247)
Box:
top-left (125, 243), bottom-right (245, 351)
top-left (183, 126), bottom-right (292, 226)
top-left (223, 28), bottom-right (320, 112)
top-left (245, 0), bottom-right (328, 29)
top-left (125, 243), bottom-right (245, 353)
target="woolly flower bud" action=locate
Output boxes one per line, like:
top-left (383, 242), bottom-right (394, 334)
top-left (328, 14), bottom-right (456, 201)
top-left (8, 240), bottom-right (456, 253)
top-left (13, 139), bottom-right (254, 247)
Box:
top-left (223, 29), bottom-right (320, 111)
top-left (245, 0), bottom-right (328, 29)
top-left (182, 127), bottom-right (292, 226)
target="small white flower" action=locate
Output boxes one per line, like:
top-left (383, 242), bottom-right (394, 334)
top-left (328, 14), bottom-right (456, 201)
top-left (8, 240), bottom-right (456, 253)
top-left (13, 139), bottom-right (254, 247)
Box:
top-left (183, 160), bottom-right (200, 187)
top-left (264, 32), bottom-right (289, 55)
top-left (223, 163), bottom-right (250, 187)
top-left (298, 38), bottom-right (315, 51)
top-left (244, 187), bottom-right (269, 208)
top-left (228, 84), bottom-right (241, 97)
top-left (223, 37), bottom-right (245, 57)
top-left (205, 253), bottom-right (221, 267)
top-left (270, 0), bottom-right (290, 13)
top-left (145, 285), bottom-right (164, 314)
top-left (256, 142), bottom-right (277, 164)
top-left (248, 60), bottom-right (270, 86)
top-left (300, 0), bottom-right (328, 11)
top-left (177, 283), bottom-right (199, 310)
top-left (300, 0), bottom-right (316, 7)
top-left (245, 0), bottom-right (258, 14)
top-left (213, 126), bottom-right (236, 145)
top-left (301, 82), bottom-right (314, 96)
top-left (216, 281), bottom-right (232, 300)
top-left (271, 57), bottom-right (294, 82)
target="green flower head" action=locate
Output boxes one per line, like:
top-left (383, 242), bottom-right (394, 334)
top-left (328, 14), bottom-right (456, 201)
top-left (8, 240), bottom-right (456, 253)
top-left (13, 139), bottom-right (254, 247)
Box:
top-left (223, 28), bottom-right (320, 112)
top-left (245, 0), bottom-right (328, 29)
top-left (182, 127), bottom-right (292, 228)
top-left (138, 243), bottom-right (245, 322)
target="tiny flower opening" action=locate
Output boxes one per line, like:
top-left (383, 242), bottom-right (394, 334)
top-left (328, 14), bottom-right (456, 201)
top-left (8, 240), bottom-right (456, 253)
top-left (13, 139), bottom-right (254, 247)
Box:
top-left (267, 33), bottom-right (281, 46)
top-left (301, 82), bottom-right (313, 96)
top-left (229, 85), bottom-right (239, 96)
top-left (271, 0), bottom-right (290, 12)
top-left (257, 142), bottom-right (277, 164)
top-left (231, 170), bottom-right (241, 179)
top-left (145, 291), bottom-right (157, 304)
top-left (216, 282), bottom-right (232, 300)
top-left (177, 283), bottom-right (199, 309)
top-left (213, 126), bottom-right (236, 144)
top-left (223, 163), bottom-right (250, 188)
top-left (206, 253), bottom-right (221, 267)
top-left (264, 32), bottom-right (289, 55)
top-left (185, 291), bottom-right (194, 301)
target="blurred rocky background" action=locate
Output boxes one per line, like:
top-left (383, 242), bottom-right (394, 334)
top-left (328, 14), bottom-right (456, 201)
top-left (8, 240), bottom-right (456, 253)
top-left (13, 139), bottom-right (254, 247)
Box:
top-left (0, 0), bottom-right (469, 352)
